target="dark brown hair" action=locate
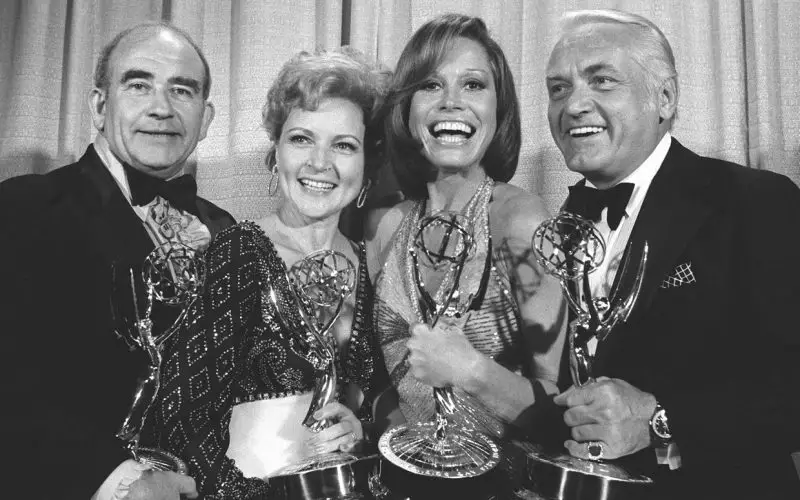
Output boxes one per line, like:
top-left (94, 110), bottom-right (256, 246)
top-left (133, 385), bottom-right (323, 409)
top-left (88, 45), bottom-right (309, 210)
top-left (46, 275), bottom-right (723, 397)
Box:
top-left (384, 13), bottom-right (521, 199)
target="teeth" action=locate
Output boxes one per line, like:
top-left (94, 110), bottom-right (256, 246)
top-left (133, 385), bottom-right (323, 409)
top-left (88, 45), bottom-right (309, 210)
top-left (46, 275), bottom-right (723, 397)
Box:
top-left (433, 121), bottom-right (474, 134)
top-left (437, 135), bottom-right (467, 144)
top-left (299, 179), bottom-right (336, 191)
top-left (569, 126), bottom-right (605, 137)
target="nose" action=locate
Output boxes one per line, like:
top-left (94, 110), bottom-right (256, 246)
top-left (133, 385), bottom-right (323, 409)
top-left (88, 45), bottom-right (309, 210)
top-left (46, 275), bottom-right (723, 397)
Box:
top-left (147, 88), bottom-right (175, 119)
top-left (439, 85), bottom-right (464, 110)
top-left (307, 146), bottom-right (333, 172)
top-left (564, 84), bottom-right (594, 117)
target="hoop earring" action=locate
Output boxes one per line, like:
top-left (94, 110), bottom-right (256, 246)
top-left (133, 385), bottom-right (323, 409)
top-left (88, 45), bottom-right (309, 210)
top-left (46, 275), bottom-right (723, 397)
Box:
top-left (356, 178), bottom-right (372, 209)
top-left (268, 163), bottom-right (279, 196)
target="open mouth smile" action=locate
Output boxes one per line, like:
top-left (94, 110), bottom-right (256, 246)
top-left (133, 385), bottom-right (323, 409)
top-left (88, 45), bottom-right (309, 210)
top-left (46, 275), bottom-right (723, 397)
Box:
top-left (428, 120), bottom-right (476, 144)
top-left (568, 126), bottom-right (606, 138)
top-left (299, 178), bottom-right (337, 193)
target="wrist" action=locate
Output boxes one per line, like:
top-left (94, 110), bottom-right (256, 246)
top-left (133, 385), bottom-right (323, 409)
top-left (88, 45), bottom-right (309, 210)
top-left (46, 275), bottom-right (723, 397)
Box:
top-left (649, 401), bottom-right (673, 448)
top-left (460, 352), bottom-right (489, 394)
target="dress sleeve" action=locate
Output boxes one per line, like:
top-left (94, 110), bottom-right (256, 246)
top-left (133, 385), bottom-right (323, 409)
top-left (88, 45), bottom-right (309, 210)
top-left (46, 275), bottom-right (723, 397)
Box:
top-left (141, 223), bottom-right (274, 499)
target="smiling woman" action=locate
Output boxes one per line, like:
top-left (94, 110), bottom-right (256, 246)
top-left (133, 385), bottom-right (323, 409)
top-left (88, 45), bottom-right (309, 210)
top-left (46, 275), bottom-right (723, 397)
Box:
top-left (366, 13), bottom-right (567, 498)
top-left (141, 47), bottom-right (392, 498)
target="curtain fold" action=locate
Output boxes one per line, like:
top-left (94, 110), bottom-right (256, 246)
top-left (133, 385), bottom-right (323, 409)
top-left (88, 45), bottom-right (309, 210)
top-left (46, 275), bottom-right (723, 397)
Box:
top-left (0, 0), bottom-right (797, 220)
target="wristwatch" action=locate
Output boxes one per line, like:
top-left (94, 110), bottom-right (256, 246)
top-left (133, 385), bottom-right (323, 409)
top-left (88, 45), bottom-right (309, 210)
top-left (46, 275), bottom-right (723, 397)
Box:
top-left (649, 402), bottom-right (672, 447)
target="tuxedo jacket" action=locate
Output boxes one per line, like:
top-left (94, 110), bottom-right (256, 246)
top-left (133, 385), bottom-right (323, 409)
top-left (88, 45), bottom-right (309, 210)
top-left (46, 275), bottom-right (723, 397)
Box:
top-left (0, 146), bottom-right (235, 499)
top-left (566, 139), bottom-right (800, 499)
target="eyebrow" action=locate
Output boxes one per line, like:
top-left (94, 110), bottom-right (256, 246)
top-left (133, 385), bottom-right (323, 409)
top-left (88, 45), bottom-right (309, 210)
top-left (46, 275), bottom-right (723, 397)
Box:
top-left (582, 63), bottom-right (619, 75)
top-left (286, 127), bottom-right (363, 145)
top-left (546, 62), bottom-right (619, 81)
top-left (120, 69), bottom-right (154, 84)
top-left (169, 76), bottom-right (201, 93)
top-left (119, 70), bottom-right (201, 93)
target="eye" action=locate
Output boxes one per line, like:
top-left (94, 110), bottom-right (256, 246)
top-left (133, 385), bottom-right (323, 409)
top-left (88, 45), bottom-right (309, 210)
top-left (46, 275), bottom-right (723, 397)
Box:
top-left (464, 79), bottom-right (486, 91)
top-left (126, 81), bottom-right (150, 92)
top-left (419, 79), bottom-right (442, 92)
top-left (172, 87), bottom-right (195, 98)
top-left (333, 141), bottom-right (359, 153)
top-left (592, 76), bottom-right (617, 88)
top-left (548, 82), bottom-right (569, 99)
top-left (288, 134), bottom-right (312, 145)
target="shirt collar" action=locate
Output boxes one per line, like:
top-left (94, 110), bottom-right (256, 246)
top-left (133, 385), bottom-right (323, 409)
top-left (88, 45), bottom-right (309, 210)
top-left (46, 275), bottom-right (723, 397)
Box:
top-left (93, 134), bottom-right (133, 204)
top-left (588, 131), bottom-right (672, 217)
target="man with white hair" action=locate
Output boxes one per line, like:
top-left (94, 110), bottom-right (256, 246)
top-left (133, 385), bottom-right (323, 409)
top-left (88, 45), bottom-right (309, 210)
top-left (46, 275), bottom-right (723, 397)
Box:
top-left (545, 9), bottom-right (799, 499)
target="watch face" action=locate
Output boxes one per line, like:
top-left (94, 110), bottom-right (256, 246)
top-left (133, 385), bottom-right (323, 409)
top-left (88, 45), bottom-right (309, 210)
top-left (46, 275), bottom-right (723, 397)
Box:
top-left (653, 408), bottom-right (671, 439)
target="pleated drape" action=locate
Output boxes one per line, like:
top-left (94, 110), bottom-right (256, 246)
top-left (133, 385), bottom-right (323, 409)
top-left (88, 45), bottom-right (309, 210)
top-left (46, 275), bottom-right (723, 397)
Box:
top-left (1, 0), bottom-right (798, 220)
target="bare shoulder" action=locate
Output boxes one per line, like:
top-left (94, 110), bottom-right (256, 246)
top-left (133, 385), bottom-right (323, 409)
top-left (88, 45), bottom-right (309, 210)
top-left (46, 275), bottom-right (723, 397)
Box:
top-left (364, 199), bottom-right (415, 281)
top-left (365, 199), bottom-right (414, 246)
top-left (490, 183), bottom-right (552, 244)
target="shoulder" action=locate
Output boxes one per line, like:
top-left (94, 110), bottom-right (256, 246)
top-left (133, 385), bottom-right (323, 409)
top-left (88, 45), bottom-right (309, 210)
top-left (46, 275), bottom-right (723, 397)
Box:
top-left (365, 200), bottom-right (414, 242)
top-left (0, 162), bottom-right (84, 230)
top-left (365, 199), bottom-right (415, 255)
top-left (690, 153), bottom-right (800, 213)
top-left (490, 182), bottom-right (551, 244)
top-left (205, 221), bottom-right (274, 268)
top-left (196, 196), bottom-right (236, 228)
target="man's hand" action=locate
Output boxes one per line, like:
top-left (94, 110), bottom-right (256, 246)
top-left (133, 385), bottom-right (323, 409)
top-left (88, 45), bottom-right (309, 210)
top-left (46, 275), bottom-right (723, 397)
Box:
top-left (123, 470), bottom-right (198, 500)
top-left (553, 377), bottom-right (657, 460)
top-left (406, 322), bottom-right (483, 389)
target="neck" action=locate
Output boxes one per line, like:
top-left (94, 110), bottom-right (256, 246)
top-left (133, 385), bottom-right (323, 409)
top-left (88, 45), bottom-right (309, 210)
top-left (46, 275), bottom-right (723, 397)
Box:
top-left (273, 206), bottom-right (341, 255)
top-left (426, 165), bottom-right (488, 213)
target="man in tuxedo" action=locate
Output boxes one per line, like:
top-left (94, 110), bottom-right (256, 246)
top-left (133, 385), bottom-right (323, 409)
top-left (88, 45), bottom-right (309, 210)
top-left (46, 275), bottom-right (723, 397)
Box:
top-left (544, 9), bottom-right (800, 499)
top-left (0, 23), bottom-right (234, 499)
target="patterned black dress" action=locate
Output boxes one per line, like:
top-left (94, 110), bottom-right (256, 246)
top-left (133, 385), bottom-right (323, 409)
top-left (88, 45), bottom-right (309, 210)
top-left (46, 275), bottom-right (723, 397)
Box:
top-left (142, 221), bottom-right (380, 499)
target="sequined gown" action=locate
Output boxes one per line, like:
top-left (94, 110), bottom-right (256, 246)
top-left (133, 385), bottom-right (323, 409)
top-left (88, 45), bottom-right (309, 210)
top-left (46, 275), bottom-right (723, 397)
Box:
top-left (373, 182), bottom-right (530, 438)
top-left (142, 222), bottom-right (379, 499)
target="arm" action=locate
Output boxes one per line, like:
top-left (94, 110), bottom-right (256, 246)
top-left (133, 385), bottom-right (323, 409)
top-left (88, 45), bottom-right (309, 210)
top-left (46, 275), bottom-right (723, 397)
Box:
top-left (660, 172), bottom-right (800, 463)
top-left (405, 186), bottom-right (567, 424)
top-left (555, 170), bottom-right (800, 472)
top-left (0, 176), bottom-right (134, 497)
top-left (461, 186), bottom-right (567, 420)
top-left (364, 202), bottom-right (410, 284)
top-left (143, 227), bottom-right (272, 499)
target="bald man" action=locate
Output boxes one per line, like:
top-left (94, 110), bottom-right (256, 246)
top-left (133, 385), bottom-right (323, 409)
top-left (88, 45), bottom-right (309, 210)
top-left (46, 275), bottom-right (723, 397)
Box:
top-left (0, 23), bottom-right (234, 499)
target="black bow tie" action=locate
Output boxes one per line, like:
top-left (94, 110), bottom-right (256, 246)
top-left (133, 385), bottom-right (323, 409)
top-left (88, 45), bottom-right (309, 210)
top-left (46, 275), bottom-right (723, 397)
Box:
top-left (565, 182), bottom-right (634, 230)
top-left (124, 165), bottom-right (197, 212)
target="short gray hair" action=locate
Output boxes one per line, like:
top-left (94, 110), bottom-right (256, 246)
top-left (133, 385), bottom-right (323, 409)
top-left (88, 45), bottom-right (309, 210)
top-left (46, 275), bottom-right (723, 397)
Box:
top-left (560, 9), bottom-right (678, 117)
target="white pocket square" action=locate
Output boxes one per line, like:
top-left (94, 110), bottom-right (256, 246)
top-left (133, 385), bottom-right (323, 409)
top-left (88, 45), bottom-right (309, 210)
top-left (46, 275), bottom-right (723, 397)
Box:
top-left (660, 262), bottom-right (695, 289)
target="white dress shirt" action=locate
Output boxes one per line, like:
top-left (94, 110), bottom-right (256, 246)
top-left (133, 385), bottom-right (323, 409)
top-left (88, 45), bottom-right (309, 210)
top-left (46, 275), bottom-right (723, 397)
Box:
top-left (581, 132), bottom-right (672, 356)
top-left (586, 132), bottom-right (672, 304)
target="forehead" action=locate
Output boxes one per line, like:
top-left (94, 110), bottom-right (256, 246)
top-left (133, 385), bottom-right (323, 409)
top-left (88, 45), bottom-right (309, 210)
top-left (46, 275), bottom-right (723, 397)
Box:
top-left (437, 37), bottom-right (492, 73)
top-left (110, 28), bottom-right (204, 80)
top-left (546, 23), bottom-right (639, 75)
top-left (286, 98), bottom-right (365, 135)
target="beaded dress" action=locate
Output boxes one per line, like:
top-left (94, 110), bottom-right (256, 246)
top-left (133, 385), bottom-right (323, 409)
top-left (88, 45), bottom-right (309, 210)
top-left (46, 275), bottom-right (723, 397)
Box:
top-left (373, 179), bottom-right (530, 438)
top-left (142, 221), bottom-right (378, 499)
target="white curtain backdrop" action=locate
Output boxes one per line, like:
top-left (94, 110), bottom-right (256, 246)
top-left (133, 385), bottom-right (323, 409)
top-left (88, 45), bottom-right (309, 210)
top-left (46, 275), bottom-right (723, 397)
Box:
top-left (1, 0), bottom-right (798, 220)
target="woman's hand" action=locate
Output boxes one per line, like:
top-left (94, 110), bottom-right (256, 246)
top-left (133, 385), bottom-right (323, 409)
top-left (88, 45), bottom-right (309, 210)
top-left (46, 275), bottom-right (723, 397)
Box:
top-left (305, 402), bottom-right (363, 454)
top-left (406, 321), bottom-right (484, 389)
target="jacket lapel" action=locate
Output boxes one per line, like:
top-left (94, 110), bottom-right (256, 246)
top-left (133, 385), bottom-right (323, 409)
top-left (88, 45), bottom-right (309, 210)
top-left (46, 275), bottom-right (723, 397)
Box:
top-left (594, 139), bottom-right (717, 369)
top-left (75, 146), bottom-right (155, 268)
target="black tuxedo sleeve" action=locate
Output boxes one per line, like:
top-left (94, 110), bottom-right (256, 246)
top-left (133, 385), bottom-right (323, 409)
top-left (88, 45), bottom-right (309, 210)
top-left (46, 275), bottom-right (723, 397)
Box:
top-left (0, 175), bottom-right (130, 498)
top-left (658, 172), bottom-right (800, 488)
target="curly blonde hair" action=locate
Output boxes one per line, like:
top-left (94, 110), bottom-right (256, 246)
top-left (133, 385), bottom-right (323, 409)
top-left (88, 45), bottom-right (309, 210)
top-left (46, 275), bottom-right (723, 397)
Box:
top-left (262, 47), bottom-right (391, 181)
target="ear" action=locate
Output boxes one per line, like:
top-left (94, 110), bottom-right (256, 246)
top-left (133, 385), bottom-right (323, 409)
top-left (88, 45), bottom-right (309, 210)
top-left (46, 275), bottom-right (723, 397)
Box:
top-left (658, 76), bottom-right (678, 123)
top-left (198, 101), bottom-right (215, 141)
top-left (88, 88), bottom-right (107, 132)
